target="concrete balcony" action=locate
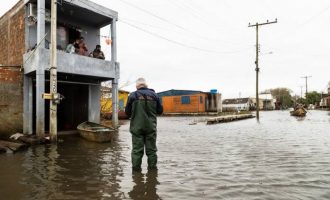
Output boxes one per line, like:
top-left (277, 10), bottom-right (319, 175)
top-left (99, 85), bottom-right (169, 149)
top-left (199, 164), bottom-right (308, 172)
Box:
top-left (23, 47), bottom-right (119, 81)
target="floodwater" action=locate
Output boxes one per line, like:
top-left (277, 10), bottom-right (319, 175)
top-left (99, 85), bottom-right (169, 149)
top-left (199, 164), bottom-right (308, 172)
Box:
top-left (1, 111), bottom-right (330, 199)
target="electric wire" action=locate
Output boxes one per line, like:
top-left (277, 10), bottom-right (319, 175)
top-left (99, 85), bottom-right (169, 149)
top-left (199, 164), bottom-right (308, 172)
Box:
top-left (79, 0), bottom-right (253, 52)
top-left (120, 19), bottom-right (252, 54)
top-left (117, 0), bottom-right (250, 46)
top-left (118, 0), bottom-right (186, 31)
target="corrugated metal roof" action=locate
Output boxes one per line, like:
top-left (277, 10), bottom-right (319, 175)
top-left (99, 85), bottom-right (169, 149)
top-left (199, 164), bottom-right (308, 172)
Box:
top-left (157, 89), bottom-right (203, 97)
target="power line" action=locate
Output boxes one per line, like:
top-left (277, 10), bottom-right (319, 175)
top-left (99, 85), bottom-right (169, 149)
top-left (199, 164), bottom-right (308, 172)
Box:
top-left (82, 0), bottom-right (251, 48)
top-left (298, 5), bottom-right (330, 27)
top-left (80, 0), bottom-right (252, 54)
top-left (164, 0), bottom-right (250, 46)
top-left (272, 4), bottom-right (330, 45)
top-left (118, 0), bottom-right (186, 31)
top-left (120, 19), bottom-right (252, 54)
top-left (118, 0), bottom-right (246, 46)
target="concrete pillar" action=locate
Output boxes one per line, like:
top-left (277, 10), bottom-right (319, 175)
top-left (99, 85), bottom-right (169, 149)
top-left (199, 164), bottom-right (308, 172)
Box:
top-left (36, 0), bottom-right (46, 136)
top-left (37, 0), bottom-right (45, 48)
top-left (111, 18), bottom-right (119, 128)
top-left (88, 85), bottom-right (101, 123)
top-left (23, 75), bottom-right (33, 134)
top-left (112, 78), bottom-right (119, 127)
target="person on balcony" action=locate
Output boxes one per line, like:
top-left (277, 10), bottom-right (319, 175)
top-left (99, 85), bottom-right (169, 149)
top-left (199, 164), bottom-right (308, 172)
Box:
top-left (65, 39), bottom-right (79, 54)
top-left (89, 45), bottom-right (105, 60)
top-left (78, 37), bottom-right (88, 56)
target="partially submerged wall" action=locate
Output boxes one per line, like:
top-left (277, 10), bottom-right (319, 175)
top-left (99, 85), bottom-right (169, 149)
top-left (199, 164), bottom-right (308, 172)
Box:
top-left (0, 1), bottom-right (25, 138)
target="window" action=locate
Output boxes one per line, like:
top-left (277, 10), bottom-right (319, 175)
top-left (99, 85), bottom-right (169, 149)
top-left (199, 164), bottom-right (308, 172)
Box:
top-left (200, 96), bottom-right (203, 103)
top-left (181, 96), bottom-right (190, 104)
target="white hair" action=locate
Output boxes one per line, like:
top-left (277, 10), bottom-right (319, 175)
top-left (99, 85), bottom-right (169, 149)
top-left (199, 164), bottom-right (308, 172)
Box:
top-left (136, 77), bottom-right (148, 89)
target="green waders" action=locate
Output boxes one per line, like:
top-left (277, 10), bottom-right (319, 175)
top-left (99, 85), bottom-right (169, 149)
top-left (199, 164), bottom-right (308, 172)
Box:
top-left (130, 96), bottom-right (158, 170)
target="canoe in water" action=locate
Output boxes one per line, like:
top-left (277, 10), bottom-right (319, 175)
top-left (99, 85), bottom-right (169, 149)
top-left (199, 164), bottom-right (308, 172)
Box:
top-left (77, 121), bottom-right (115, 142)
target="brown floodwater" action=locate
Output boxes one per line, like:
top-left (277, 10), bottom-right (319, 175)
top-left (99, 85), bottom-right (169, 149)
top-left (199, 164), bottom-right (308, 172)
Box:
top-left (1, 111), bottom-right (330, 199)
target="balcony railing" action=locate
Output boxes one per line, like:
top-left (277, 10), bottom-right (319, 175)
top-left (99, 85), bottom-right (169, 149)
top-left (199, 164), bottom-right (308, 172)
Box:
top-left (23, 48), bottom-right (118, 80)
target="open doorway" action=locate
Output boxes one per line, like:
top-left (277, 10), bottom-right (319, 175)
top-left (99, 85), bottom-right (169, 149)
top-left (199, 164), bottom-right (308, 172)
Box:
top-left (33, 82), bottom-right (89, 133)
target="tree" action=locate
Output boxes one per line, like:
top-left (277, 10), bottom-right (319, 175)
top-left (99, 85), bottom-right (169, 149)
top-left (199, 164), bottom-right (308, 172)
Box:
top-left (297, 98), bottom-right (307, 105)
top-left (268, 88), bottom-right (294, 108)
top-left (306, 91), bottom-right (321, 105)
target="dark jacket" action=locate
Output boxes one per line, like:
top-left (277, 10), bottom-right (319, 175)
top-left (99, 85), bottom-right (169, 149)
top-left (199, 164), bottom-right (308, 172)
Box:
top-left (125, 88), bottom-right (163, 134)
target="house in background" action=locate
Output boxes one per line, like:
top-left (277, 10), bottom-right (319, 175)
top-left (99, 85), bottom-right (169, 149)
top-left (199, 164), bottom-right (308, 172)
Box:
top-left (259, 93), bottom-right (276, 110)
top-left (223, 94), bottom-right (275, 112)
top-left (222, 98), bottom-right (254, 112)
top-left (157, 89), bottom-right (222, 114)
top-left (0, 0), bottom-right (119, 138)
top-left (320, 85), bottom-right (330, 109)
top-left (320, 95), bottom-right (330, 109)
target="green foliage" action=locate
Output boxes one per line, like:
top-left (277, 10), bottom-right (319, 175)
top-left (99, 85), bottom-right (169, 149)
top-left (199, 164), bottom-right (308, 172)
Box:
top-left (306, 91), bottom-right (321, 105)
top-left (269, 87), bottom-right (294, 108)
top-left (297, 98), bottom-right (307, 105)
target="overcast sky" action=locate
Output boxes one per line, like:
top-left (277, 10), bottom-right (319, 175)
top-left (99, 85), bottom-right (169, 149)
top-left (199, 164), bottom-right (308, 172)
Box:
top-left (1, 0), bottom-right (330, 98)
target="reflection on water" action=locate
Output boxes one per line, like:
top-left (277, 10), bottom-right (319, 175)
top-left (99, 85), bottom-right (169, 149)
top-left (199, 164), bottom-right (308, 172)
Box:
top-left (129, 170), bottom-right (160, 200)
top-left (1, 111), bottom-right (330, 199)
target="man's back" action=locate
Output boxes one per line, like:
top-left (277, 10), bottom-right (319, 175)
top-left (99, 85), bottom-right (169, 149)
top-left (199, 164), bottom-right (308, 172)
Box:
top-left (126, 88), bottom-right (162, 133)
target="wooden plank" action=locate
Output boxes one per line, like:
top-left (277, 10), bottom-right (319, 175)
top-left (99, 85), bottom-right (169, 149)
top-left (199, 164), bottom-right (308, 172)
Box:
top-left (0, 140), bottom-right (28, 152)
top-left (206, 114), bottom-right (255, 125)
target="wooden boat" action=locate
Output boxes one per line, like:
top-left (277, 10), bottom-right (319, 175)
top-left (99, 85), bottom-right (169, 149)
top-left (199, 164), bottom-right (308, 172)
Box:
top-left (77, 121), bottom-right (115, 142)
top-left (290, 105), bottom-right (307, 117)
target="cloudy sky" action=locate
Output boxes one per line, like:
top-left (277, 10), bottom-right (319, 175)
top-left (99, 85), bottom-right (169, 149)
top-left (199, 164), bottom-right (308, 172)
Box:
top-left (1, 0), bottom-right (330, 98)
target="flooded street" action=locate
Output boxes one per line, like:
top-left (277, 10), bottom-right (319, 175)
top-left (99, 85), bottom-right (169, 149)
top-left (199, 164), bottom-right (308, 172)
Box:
top-left (1, 111), bottom-right (330, 199)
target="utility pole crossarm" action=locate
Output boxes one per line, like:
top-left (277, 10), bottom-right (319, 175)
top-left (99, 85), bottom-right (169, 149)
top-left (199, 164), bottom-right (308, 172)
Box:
top-left (248, 19), bottom-right (278, 27)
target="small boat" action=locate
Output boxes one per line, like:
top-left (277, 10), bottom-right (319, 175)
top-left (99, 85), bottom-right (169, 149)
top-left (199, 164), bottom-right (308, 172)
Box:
top-left (77, 121), bottom-right (115, 142)
top-left (290, 105), bottom-right (307, 117)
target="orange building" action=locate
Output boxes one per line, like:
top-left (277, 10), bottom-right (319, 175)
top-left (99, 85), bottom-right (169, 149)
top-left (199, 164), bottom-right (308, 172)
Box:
top-left (158, 89), bottom-right (222, 114)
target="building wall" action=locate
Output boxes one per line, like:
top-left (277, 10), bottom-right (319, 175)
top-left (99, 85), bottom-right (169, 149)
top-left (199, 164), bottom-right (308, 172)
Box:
top-left (100, 91), bottom-right (129, 113)
top-left (320, 96), bottom-right (330, 108)
top-left (0, 1), bottom-right (25, 138)
top-left (162, 94), bottom-right (206, 113)
top-left (250, 98), bottom-right (264, 110)
top-left (205, 93), bottom-right (222, 112)
top-left (0, 1), bottom-right (25, 65)
top-left (222, 103), bottom-right (249, 112)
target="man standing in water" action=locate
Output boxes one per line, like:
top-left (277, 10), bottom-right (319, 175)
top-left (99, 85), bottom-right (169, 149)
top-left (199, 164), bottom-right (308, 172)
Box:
top-left (125, 78), bottom-right (163, 171)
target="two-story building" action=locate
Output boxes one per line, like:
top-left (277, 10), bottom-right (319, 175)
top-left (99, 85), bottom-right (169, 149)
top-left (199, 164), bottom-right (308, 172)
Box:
top-left (0, 0), bottom-right (119, 138)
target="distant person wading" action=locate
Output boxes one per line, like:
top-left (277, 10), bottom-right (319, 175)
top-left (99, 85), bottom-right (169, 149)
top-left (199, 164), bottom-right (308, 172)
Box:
top-left (125, 78), bottom-right (163, 171)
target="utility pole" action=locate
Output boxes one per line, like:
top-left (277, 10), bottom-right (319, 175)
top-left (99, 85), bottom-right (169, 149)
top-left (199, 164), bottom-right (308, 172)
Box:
top-left (43, 0), bottom-right (59, 142)
top-left (301, 76), bottom-right (312, 98)
top-left (49, 0), bottom-right (58, 142)
top-left (248, 19), bottom-right (277, 121)
top-left (299, 85), bottom-right (304, 98)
